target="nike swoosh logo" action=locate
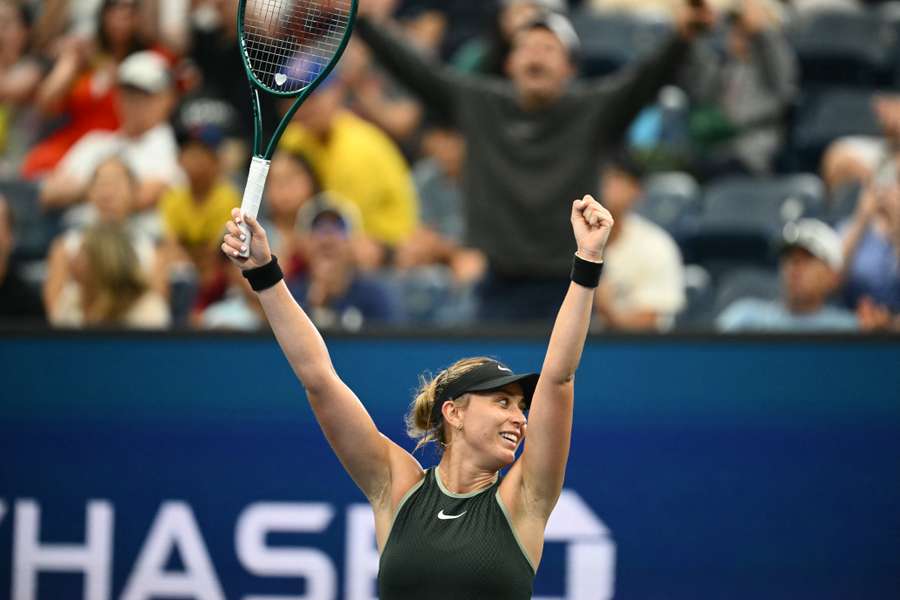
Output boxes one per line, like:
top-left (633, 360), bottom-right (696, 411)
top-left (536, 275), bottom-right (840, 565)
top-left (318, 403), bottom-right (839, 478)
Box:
top-left (497, 366), bottom-right (512, 373)
top-left (437, 509), bottom-right (467, 520)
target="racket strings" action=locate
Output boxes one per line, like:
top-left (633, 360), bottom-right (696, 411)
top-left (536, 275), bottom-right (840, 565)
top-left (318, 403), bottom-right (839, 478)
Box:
top-left (243, 0), bottom-right (352, 93)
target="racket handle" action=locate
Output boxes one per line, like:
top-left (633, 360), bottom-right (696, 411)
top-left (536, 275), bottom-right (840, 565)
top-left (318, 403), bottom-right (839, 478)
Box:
top-left (238, 156), bottom-right (271, 258)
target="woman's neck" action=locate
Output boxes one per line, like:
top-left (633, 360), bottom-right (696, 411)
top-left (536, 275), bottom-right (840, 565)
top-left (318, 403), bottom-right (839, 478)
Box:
top-left (437, 453), bottom-right (498, 495)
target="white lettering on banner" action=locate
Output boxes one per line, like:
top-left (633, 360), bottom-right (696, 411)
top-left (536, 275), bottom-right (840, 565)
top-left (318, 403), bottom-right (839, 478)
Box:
top-left (542, 490), bottom-right (616, 600)
top-left (120, 501), bottom-right (225, 600)
top-left (2, 489), bottom-right (615, 599)
top-left (235, 502), bottom-right (337, 600)
top-left (344, 504), bottom-right (379, 600)
top-left (12, 499), bottom-right (113, 600)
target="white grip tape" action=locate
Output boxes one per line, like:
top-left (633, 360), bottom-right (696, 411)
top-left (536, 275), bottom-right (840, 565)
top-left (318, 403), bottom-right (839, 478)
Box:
top-left (238, 156), bottom-right (271, 257)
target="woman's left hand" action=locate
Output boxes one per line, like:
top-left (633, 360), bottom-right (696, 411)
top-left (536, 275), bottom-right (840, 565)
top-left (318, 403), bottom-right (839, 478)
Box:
top-left (571, 194), bottom-right (614, 262)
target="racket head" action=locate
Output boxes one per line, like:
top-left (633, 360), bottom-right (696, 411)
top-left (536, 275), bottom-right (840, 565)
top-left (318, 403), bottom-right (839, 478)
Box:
top-left (237, 0), bottom-right (357, 98)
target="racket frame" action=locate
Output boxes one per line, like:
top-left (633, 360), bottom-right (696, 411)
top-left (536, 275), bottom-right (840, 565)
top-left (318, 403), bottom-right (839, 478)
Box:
top-left (234, 0), bottom-right (358, 255)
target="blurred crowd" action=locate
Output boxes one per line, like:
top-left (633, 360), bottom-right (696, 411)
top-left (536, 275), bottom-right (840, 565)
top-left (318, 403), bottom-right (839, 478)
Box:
top-left (0, 0), bottom-right (898, 333)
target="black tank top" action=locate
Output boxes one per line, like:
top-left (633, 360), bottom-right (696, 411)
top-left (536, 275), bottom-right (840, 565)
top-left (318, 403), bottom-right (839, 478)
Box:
top-left (378, 468), bottom-right (535, 600)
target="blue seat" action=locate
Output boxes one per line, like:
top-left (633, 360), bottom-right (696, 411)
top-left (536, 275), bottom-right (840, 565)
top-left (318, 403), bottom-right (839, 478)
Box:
top-left (637, 171), bottom-right (701, 237)
top-left (713, 266), bottom-right (781, 317)
top-left (788, 11), bottom-right (897, 87)
top-left (0, 179), bottom-right (59, 261)
top-left (674, 263), bottom-right (716, 330)
top-left (680, 174), bottom-right (825, 265)
top-left (571, 12), bottom-right (672, 77)
top-left (791, 88), bottom-right (881, 171)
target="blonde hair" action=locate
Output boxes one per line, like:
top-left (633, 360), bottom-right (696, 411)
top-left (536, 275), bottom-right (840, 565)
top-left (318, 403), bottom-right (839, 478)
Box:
top-left (80, 223), bottom-right (148, 324)
top-left (406, 356), bottom-right (497, 453)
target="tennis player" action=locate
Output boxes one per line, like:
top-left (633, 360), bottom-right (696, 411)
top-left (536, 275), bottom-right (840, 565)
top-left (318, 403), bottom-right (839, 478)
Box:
top-left (222, 194), bottom-right (613, 599)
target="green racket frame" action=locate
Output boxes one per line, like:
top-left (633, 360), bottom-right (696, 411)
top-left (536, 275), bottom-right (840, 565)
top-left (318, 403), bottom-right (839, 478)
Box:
top-left (235, 0), bottom-right (358, 254)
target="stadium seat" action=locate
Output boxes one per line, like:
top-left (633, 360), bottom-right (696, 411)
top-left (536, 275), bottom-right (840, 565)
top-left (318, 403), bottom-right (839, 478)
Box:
top-left (788, 11), bottom-right (897, 87)
top-left (713, 266), bottom-right (781, 317)
top-left (0, 179), bottom-right (58, 261)
top-left (570, 12), bottom-right (672, 77)
top-left (680, 174), bottom-right (825, 265)
top-left (790, 88), bottom-right (881, 173)
top-left (637, 171), bottom-right (701, 237)
top-left (674, 263), bottom-right (716, 330)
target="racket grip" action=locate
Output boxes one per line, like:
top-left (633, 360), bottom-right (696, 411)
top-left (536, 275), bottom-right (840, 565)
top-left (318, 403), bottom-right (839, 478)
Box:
top-left (238, 157), bottom-right (271, 258)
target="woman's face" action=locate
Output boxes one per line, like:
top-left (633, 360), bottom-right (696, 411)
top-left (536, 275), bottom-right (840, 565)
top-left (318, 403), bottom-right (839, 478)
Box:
top-left (453, 383), bottom-right (527, 468)
top-left (267, 153), bottom-right (317, 218)
top-left (87, 160), bottom-right (135, 224)
top-left (102, 0), bottom-right (139, 49)
top-left (0, 2), bottom-right (29, 62)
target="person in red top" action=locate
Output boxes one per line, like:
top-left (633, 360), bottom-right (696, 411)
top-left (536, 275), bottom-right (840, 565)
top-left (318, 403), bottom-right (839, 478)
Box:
top-left (21, 0), bottom-right (149, 179)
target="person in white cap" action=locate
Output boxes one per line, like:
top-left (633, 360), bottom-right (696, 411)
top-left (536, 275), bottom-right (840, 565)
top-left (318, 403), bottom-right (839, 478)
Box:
top-left (41, 50), bottom-right (182, 215)
top-left (717, 219), bottom-right (859, 331)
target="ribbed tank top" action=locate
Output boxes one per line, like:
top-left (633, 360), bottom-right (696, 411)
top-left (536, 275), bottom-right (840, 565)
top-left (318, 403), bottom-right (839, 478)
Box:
top-left (378, 468), bottom-right (535, 600)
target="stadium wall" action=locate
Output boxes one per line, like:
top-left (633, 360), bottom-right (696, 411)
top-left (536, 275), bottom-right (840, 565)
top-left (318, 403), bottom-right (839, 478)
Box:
top-left (1, 332), bottom-right (898, 599)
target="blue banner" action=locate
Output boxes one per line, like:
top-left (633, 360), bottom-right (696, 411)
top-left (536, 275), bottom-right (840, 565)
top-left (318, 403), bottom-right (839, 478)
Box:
top-left (1, 334), bottom-right (898, 599)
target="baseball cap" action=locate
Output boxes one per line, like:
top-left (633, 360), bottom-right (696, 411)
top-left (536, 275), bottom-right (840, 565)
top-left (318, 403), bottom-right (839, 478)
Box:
top-left (297, 193), bottom-right (360, 235)
top-left (519, 11), bottom-right (581, 56)
top-left (175, 97), bottom-right (238, 149)
top-left (118, 51), bottom-right (171, 94)
top-left (431, 360), bottom-right (540, 425)
top-left (780, 219), bottom-right (843, 271)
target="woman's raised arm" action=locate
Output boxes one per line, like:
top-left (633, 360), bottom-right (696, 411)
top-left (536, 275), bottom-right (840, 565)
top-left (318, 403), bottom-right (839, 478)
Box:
top-left (222, 210), bottom-right (419, 506)
top-left (517, 195), bottom-right (613, 516)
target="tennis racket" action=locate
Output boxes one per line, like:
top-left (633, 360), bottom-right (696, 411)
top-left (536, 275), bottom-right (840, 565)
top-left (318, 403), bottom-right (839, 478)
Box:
top-left (236, 0), bottom-right (358, 255)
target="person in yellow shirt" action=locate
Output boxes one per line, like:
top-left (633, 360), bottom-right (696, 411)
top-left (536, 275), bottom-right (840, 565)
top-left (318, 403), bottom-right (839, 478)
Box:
top-left (278, 74), bottom-right (419, 264)
top-left (159, 103), bottom-right (241, 319)
top-left (160, 128), bottom-right (240, 253)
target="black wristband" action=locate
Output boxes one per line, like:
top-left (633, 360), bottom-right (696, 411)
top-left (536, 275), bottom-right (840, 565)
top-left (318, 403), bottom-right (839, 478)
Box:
top-left (242, 255), bottom-right (283, 292)
top-left (570, 253), bottom-right (604, 288)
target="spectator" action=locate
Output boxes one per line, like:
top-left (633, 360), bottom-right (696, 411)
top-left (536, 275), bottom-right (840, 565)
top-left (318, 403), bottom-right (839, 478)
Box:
top-left (159, 98), bottom-right (240, 300)
top-left (279, 74), bottom-right (419, 264)
top-left (261, 148), bottom-right (321, 279)
top-left (681, 0), bottom-right (797, 177)
top-left (717, 219), bottom-right (858, 332)
top-left (839, 167), bottom-right (900, 329)
top-left (820, 96), bottom-right (900, 191)
top-left (287, 196), bottom-right (400, 330)
top-left (22, 0), bottom-right (150, 178)
top-left (0, 194), bottom-right (43, 323)
top-left (0, 0), bottom-right (43, 178)
top-left (451, 0), bottom-right (551, 76)
top-left (200, 259), bottom-right (265, 331)
top-left (340, 36), bottom-right (423, 149)
top-left (187, 0), bottom-right (278, 145)
top-left (46, 222), bottom-right (170, 329)
top-left (588, 0), bottom-right (677, 21)
top-left (402, 0), bottom-right (500, 59)
top-left (41, 50), bottom-right (182, 213)
top-left (397, 119), bottom-right (485, 284)
top-left (593, 152), bottom-right (686, 331)
top-left (44, 157), bottom-right (164, 318)
top-left (354, 1), bottom-right (713, 320)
